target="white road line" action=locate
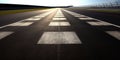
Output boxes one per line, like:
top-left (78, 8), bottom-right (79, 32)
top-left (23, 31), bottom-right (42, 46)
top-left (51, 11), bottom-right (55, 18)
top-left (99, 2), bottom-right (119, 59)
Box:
top-left (95, 19), bottom-right (120, 28)
top-left (106, 31), bottom-right (120, 40)
top-left (24, 18), bottom-right (42, 21)
top-left (0, 9), bottom-right (56, 40)
top-left (49, 22), bottom-right (70, 26)
top-left (35, 9), bottom-right (56, 18)
top-left (37, 32), bottom-right (82, 44)
top-left (53, 18), bottom-right (67, 21)
top-left (63, 10), bottom-right (87, 18)
top-left (49, 22), bottom-right (59, 26)
top-left (8, 22), bottom-right (33, 26)
top-left (54, 9), bottom-right (65, 18)
top-left (63, 9), bottom-right (120, 28)
top-left (60, 22), bottom-right (71, 26)
top-left (0, 31), bottom-right (13, 40)
top-left (0, 10), bottom-right (55, 29)
top-left (74, 15), bottom-right (87, 18)
top-left (54, 15), bottom-right (65, 18)
top-left (79, 17), bottom-right (96, 20)
top-left (38, 9), bottom-right (81, 44)
top-left (63, 10), bottom-right (81, 16)
top-left (87, 21), bottom-right (112, 26)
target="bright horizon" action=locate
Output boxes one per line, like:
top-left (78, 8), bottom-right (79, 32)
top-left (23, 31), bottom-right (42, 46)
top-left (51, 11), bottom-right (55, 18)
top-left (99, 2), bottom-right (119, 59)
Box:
top-left (0, 0), bottom-right (117, 6)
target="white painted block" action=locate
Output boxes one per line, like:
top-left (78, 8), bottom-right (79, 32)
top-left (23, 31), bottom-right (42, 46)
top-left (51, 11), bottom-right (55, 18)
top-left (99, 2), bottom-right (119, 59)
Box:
top-left (0, 31), bottom-right (13, 40)
top-left (8, 22), bottom-right (33, 26)
top-left (106, 31), bottom-right (120, 40)
top-left (54, 9), bottom-right (65, 17)
top-left (75, 15), bottom-right (86, 17)
top-left (49, 22), bottom-right (59, 26)
top-left (49, 22), bottom-right (70, 26)
top-left (60, 22), bottom-right (71, 26)
top-left (37, 32), bottom-right (82, 44)
top-left (87, 21), bottom-right (112, 26)
top-left (79, 18), bottom-right (95, 20)
top-left (25, 18), bottom-right (41, 21)
top-left (53, 18), bottom-right (66, 21)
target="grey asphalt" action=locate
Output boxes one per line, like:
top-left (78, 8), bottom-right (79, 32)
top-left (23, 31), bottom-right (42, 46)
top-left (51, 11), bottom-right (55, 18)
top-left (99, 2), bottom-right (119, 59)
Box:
top-left (0, 8), bottom-right (120, 60)
top-left (0, 10), bottom-right (48, 26)
top-left (65, 8), bottom-right (120, 26)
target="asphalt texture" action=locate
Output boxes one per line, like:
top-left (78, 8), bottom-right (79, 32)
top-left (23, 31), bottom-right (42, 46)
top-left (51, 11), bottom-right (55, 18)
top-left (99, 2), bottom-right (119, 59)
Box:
top-left (0, 8), bottom-right (120, 60)
top-left (65, 8), bottom-right (120, 26)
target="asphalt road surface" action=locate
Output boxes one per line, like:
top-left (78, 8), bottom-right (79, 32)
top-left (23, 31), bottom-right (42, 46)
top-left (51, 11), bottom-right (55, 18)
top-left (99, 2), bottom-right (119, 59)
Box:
top-left (0, 8), bottom-right (120, 60)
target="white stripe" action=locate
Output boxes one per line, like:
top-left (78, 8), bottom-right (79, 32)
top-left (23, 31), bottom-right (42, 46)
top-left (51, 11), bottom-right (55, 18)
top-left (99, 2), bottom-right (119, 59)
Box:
top-left (87, 21), bottom-right (112, 26)
top-left (79, 17), bottom-right (95, 20)
top-left (37, 32), bottom-right (82, 44)
top-left (0, 31), bottom-right (13, 40)
top-left (54, 15), bottom-right (65, 18)
top-left (0, 10), bottom-right (55, 29)
top-left (74, 15), bottom-right (86, 18)
top-left (106, 31), bottom-right (120, 40)
top-left (54, 12), bottom-right (65, 17)
top-left (53, 18), bottom-right (67, 21)
top-left (63, 9), bottom-right (120, 28)
top-left (49, 22), bottom-right (59, 26)
top-left (24, 18), bottom-right (42, 21)
top-left (49, 22), bottom-right (70, 26)
top-left (60, 22), bottom-right (71, 26)
top-left (8, 22), bottom-right (33, 26)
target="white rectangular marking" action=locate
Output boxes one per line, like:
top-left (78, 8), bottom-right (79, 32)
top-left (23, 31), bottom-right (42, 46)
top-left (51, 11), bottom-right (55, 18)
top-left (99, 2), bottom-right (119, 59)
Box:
top-left (53, 18), bottom-right (67, 20)
top-left (60, 22), bottom-right (71, 26)
top-left (75, 15), bottom-right (86, 17)
top-left (49, 22), bottom-right (70, 26)
top-left (0, 31), bottom-right (13, 40)
top-left (106, 31), bottom-right (120, 40)
top-left (54, 16), bottom-right (65, 18)
top-left (79, 18), bottom-right (95, 20)
top-left (37, 32), bottom-right (82, 44)
top-left (33, 10), bottom-right (53, 18)
top-left (0, 10), bottom-right (55, 29)
top-left (49, 22), bottom-right (59, 26)
top-left (54, 10), bottom-right (65, 17)
top-left (8, 22), bottom-right (33, 26)
top-left (25, 18), bottom-right (41, 21)
top-left (87, 21), bottom-right (112, 26)
top-left (63, 9), bottom-right (120, 28)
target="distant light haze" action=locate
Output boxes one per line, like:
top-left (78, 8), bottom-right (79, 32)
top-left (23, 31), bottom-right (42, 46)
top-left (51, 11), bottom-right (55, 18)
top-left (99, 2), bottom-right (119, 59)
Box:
top-left (0, 0), bottom-right (117, 6)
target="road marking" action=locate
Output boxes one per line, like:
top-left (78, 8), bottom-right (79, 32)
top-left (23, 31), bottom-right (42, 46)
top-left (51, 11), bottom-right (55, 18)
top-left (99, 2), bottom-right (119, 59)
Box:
top-left (54, 15), bottom-right (65, 18)
top-left (63, 10), bottom-right (81, 16)
top-left (24, 18), bottom-right (42, 21)
top-left (0, 31), bottom-right (13, 40)
top-left (34, 10), bottom-right (56, 18)
top-left (106, 31), bottom-right (120, 40)
top-left (79, 17), bottom-right (95, 20)
top-left (49, 22), bottom-right (70, 26)
top-left (49, 22), bottom-right (59, 26)
top-left (8, 22), bottom-right (33, 26)
top-left (87, 21), bottom-right (112, 26)
top-left (53, 18), bottom-right (67, 21)
top-left (60, 22), bottom-right (71, 26)
top-left (63, 9), bottom-right (120, 28)
top-left (29, 10), bottom-right (55, 18)
top-left (54, 10), bottom-right (65, 17)
top-left (63, 10), bottom-right (89, 18)
top-left (0, 10), bottom-right (55, 29)
top-left (37, 32), bottom-right (82, 44)
top-left (74, 15), bottom-right (86, 18)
